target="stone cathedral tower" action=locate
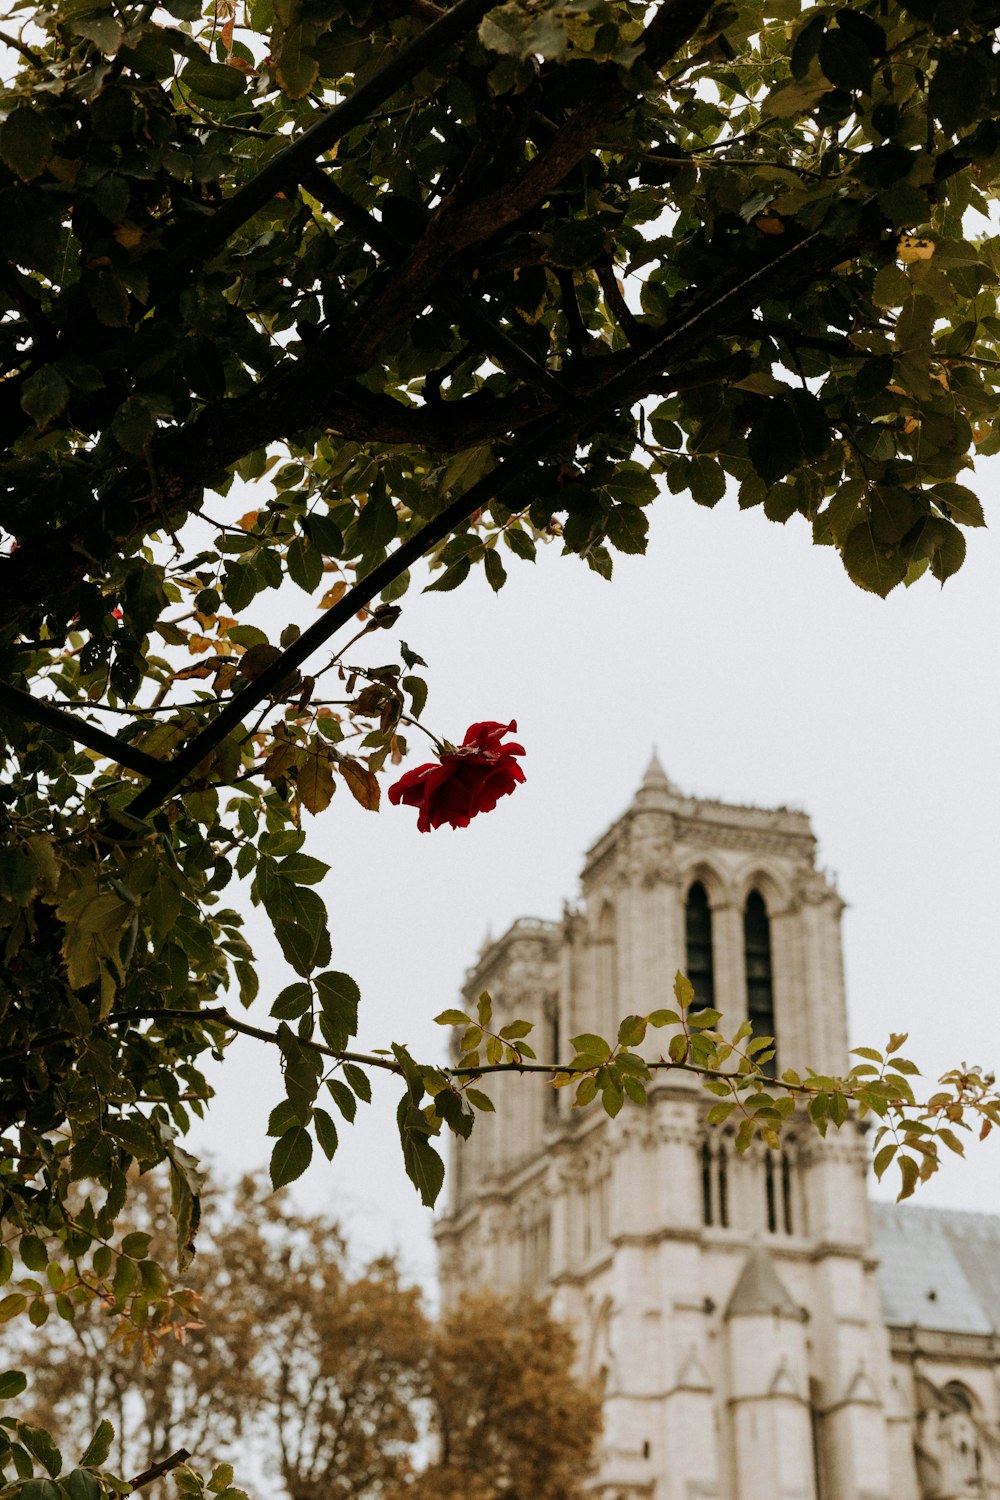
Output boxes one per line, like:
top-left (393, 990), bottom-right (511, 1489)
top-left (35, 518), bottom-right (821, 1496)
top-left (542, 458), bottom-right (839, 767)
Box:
top-left (434, 760), bottom-right (1000, 1500)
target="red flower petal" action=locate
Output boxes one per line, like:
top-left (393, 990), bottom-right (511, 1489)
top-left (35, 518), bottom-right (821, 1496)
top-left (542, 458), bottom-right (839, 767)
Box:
top-left (388, 722), bottom-right (525, 831)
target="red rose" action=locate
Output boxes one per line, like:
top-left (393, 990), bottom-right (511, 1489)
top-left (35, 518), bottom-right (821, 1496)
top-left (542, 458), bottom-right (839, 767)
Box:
top-left (388, 720), bottom-right (525, 832)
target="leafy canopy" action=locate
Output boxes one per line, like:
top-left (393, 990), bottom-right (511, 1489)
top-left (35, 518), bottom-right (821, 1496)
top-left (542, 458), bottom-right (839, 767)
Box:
top-left (1, 0), bottom-right (1000, 1489)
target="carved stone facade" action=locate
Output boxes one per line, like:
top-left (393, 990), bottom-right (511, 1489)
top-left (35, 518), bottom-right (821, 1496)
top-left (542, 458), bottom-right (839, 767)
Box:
top-left (435, 759), bottom-right (1000, 1500)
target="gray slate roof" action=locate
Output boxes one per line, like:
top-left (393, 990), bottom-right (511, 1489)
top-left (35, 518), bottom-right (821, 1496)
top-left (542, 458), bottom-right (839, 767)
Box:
top-left (871, 1202), bottom-right (1000, 1335)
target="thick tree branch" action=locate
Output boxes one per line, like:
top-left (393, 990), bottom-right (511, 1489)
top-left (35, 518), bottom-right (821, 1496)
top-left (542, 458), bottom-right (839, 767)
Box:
top-left (0, 681), bottom-right (164, 777)
top-left (348, 0), bottom-right (718, 363)
top-left (157, 0), bottom-right (498, 290)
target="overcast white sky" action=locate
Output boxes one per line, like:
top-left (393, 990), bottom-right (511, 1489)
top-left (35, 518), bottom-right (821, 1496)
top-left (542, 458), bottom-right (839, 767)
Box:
top-left (191, 467), bottom-right (1000, 1288)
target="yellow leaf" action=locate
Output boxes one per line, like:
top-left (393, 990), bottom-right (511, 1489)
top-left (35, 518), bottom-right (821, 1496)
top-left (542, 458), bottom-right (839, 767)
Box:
top-left (299, 748), bottom-right (335, 815)
top-left (263, 727), bottom-right (300, 784)
top-left (340, 757), bottom-right (380, 812)
top-left (113, 223), bottom-right (143, 250)
top-left (320, 580), bottom-right (347, 609)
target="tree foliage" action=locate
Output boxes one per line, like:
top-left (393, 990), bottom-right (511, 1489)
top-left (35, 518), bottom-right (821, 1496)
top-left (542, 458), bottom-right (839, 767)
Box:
top-left (2, 0), bottom-right (1000, 1487)
top-left (6, 1173), bottom-right (599, 1500)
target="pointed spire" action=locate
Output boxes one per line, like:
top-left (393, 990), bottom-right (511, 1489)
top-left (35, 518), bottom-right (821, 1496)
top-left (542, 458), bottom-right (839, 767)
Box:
top-left (725, 1246), bottom-right (804, 1321)
top-left (634, 749), bottom-right (678, 806)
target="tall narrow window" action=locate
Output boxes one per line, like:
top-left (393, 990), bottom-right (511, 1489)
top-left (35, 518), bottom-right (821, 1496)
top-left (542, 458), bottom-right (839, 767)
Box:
top-left (781, 1151), bottom-right (794, 1235)
top-left (701, 1141), bottom-right (713, 1226)
top-left (744, 890), bottom-right (776, 1076)
top-left (718, 1143), bottom-right (729, 1229)
top-left (685, 882), bottom-right (714, 1007)
top-left (765, 1151), bottom-right (777, 1234)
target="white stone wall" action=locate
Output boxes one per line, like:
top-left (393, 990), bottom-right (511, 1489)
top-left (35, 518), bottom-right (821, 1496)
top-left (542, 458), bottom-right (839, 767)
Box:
top-left (434, 766), bottom-right (1000, 1500)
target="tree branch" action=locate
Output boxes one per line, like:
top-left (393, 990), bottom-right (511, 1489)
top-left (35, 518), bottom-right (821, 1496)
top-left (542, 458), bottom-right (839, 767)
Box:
top-left (0, 681), bottom-right (165, 777)
top-left (127, 1450), bottom-right (192, 1492)
top-left (157, 0), bottom-right (497, 291)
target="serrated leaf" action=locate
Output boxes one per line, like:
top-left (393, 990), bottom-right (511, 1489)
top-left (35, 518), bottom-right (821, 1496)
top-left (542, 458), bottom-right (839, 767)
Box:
top-left (312, 1106), bottom-right (339, 1160)
top-left (673, 972), bottom-right (694, 1009)
top-left (79, 1422), bottom-right (114, 1470)
top-left (314, 970), bottom-right (359, 1051)
top-left (298, 748), bottom-right (335, 815)
top-left (648, 1008), bottom-right (680, 1028)
top-left (1, 108), bottom-right (53, 181)
top-left (324, 1077), bottom-right (356, 1123)
top-left (574, 1075), bottom-right (598, 1108)
top-left (270, 1125), bottom-right (313, 1187)
top-left (465, 1088), bottom-right (494, 1112)
top-left (20, 367), bottom-right (70, 431)
top-left (617, 1014), bottom-right (647, 1047)
top-left (435, 1009), bottom-right (471, 1026)
top-left (343, 1063), bottom-right (371, 1102)
top-left (569, 1033), bottom-right (609, 1057)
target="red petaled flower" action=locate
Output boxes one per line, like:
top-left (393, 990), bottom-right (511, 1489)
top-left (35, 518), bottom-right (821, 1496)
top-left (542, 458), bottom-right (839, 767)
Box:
top-left (388, 721), bottom-right (525, 833)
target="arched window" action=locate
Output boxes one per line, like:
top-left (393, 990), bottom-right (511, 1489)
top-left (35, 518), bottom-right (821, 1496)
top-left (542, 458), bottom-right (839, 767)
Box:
top-left (685, 881), bottom-right (715, 1007)
top-left (744, 889), bottom-right (776, 1076)
top-left (595, 903), bottom-right (617, 1010)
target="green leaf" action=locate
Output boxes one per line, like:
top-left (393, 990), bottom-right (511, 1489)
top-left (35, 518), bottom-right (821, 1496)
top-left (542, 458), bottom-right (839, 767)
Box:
top-left (270, 1125), bottom-right (314, 1188)
top-left (607, 462), bottom-right (658, 506)
top-left (343, 1063), bottom-right (371, 1102)
top-left (931, 482), bottom-right (985, 527)
top-left (842, 522), bottom-right (908, 597)
top-left (312, 1106), bottom-right (339, 1160)
top-left (569, 1033), bottom-right (609, 1057)
top-left (435, 1009), bottom-right (471, 1026)
top-left (674, 971), bottom-right (695, 1009)
top-left (275, 24), bottom-right (320, 98)
top-left (574, 1075), bottom-right (598, 1108)
top-left (397, 1096), bottom-right (445, 1207)
top-left (20, 367), bottom-right (70, 431)
top-left (0, 108), bottom-right (53, 181)
top-left (271, 982), bottom-right (312, 1020)
top-left (818, 27), bottom-right (873, 91)
top-left (0, 1370), bottom-right (27, 1400)
top-left (425, 557), bottom-right (471, 592)
top-left (0, 1294), bottom-right (28, 1323)
top-left (314, 970), bottom-right (360, 1051)
top-left (324, 1078), bottom-right (356, 1123)
top-left (66, 1470), bottom-right (102, 1500)
top-left (112, 396), bottom-right (156, 455)
top-left (77, 1428), bottom-right (116, 1476)
top-left (287, 537), bottom-right (324, 594)
top-left (617, 1014), bottom-right (647, 1047)
top-left (606, 504), bottom-right (648, 554)
top-left (19, 1236), bottom-right (47, 1272)
top-left (182, 58), bottom-right (247, 100)
top-left (483, 547), bottom-right (507, 592)
top-left (120, 1232), bottom-right (152, 1259)
top-left (465, 1088), bottom-right (494, 1112)
top-left (19, 1424), bottom-right (62, 1477)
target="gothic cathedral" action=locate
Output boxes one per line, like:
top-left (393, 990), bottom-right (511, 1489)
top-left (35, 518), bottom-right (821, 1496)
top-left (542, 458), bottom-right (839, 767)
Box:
top-left (435, 758), bottom-right (1000, 1500)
